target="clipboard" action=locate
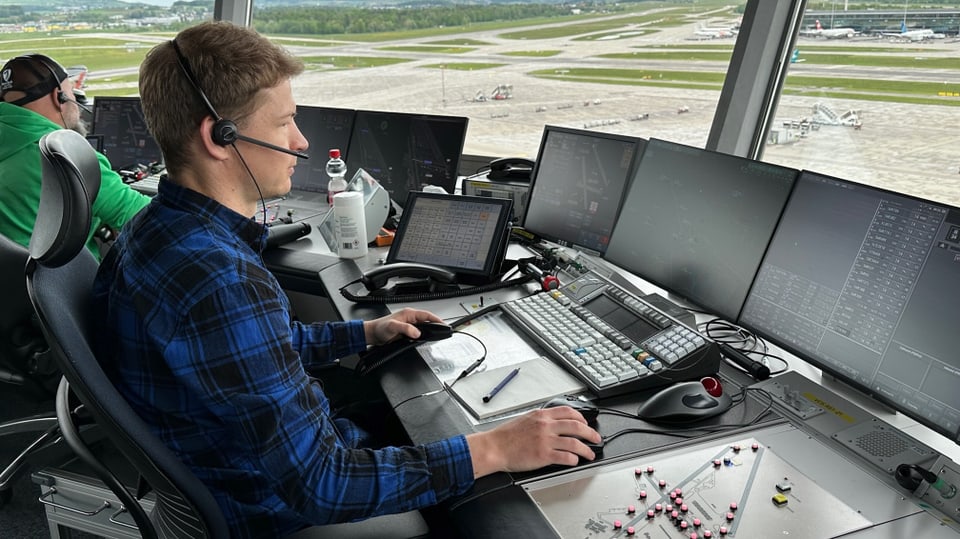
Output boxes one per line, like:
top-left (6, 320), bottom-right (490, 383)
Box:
top-left (446, 356), bottom-right (586, 420)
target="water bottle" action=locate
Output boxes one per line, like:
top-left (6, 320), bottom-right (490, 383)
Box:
top-left (325, 148), bottom-right (347, 206)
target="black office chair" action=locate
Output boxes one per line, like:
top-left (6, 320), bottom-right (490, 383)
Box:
top-left (0, 220), bottom-right (63, 507)
top-left (25, 129), bottom-right (229, 538)
top-left (25, 129), bottom-right (430, 538)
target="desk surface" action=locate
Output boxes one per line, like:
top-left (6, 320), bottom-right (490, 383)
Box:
top-left (271, 204), bottom-right (960, 539)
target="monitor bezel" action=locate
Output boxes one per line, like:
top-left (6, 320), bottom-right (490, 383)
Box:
top-left (603, 138), bottom-right (799, 322)
top-left (90, 95), bottom-right (163, 171)
top-left (290, 104), bottom-right (356, 194)
top-left (386, 191), bottom-right (513, 281)
top-left (522, 125), bottom-right (645, 256)
top-left (347, 109), bottom-right (469, 208)
top-left (738, 169), bottom-right (960, 444)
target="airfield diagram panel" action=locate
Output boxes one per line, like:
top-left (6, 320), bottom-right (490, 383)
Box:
top-left (524, 423), bottom-right (929, 538)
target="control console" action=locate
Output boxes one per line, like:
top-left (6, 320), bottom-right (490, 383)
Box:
top-left (501, 270), bottom-right (721, 398)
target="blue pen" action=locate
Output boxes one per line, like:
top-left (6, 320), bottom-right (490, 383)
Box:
top-left (482, 367), bottom-right (520, 403)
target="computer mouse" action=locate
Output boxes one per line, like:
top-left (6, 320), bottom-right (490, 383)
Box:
top-left (636, 378), bottom-right (733, 424)
top-left (541, 395), bottom-right (600, 425)
top-left (414, 322), bottom-right (453, 341)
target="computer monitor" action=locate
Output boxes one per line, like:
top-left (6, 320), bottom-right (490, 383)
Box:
top-left (522, 125), bottom-right (644, 255)
top-left (740, 170), bottom-right (960, 443)
top-left (604, 138), bottom-right (799, 322)
top-left (290, 105), bottom-right (355, 194)
top-left (386, 191), bottom-right (513, 282)
top-left (347, 110), bottom-right (468, 207)
top-left (91, 96), bottom-right (162, 170)
top-left (85, 134), bottom-right (104, 153)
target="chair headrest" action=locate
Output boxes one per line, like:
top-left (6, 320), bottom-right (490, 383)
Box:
top-left (30, 130), bottom-right (101, 268)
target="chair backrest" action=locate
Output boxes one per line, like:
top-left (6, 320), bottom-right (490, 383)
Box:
top-left (25, 129), bottom-right (229, 539)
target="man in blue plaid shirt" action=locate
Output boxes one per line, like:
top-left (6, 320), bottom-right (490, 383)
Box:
top-left (92, 21), bottom-right (600, 538)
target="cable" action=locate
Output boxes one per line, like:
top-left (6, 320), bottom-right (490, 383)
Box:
top-left (231, 145), bottom-right (269, 230)
top-left (446, 330), bottom-right (488, 388)
top-left (392, 388), bottom-right (446, 411)
top-left (392, 331), bottom-right (487, 410)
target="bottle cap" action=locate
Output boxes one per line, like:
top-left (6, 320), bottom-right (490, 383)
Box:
top-left (329, 148), bottom-right (341, 159)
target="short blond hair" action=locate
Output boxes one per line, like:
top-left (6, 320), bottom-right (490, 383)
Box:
top-left (138, 21), bottom-right (303, 176)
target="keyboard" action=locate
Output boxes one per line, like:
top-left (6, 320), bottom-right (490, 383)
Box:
top-left (501, 272), bottom-right (722, 398)
top-left (128, 174), bottom-right (160, 196)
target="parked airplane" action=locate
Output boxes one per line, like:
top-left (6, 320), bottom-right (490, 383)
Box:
top-left (799, 19), bottom-right (857, 39)
top-left (693, 23), bottom-right (737, 39)
top-left (883, 21), bottom-right (942, 41)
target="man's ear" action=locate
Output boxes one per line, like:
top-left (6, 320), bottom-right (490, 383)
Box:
top-left (198, 116), bottom-right (232, 160)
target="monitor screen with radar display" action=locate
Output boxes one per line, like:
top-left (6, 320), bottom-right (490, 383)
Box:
top-left (739, 170), bottom-right (960, 444)
top-left (347, 110), bottom-right (468, 208)
top-left (386, 191), bottom-right (513, 282)
top-left (603, 138), bottom-right (799, 322)
top-left (91, 96), bottom-right (163, 171)
top-left (522, 125), bottom-right (644, 255)
top-left (289, 105), bottom-right (355, 195)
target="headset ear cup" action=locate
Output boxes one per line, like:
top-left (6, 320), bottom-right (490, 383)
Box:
top-left (57, 90), bottom-right (67, 104)
top-left (211, 118), bottom-right (238, 146)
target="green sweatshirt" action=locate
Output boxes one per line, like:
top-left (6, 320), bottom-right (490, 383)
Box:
top-left (0, 101), bottom-right (150, 259)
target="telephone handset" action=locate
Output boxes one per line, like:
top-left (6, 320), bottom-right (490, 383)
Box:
top-left (488, 157), bottom-right (535, 181)
top-left (360, 262), bottom-right (458, 292)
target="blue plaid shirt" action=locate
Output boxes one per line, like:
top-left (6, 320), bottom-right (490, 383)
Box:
top-left (92, 180), bottom-right (474, 538)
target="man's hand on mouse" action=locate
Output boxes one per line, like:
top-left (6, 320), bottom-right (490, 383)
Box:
top-left (465, 406), bottom-right (602, 477)
top-left (362, 307), bottom-right (443, 345)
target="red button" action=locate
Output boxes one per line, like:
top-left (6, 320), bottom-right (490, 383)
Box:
top-left (729, 502), bottom-right (738, 511)
top-left (614, 520), bottom-right (622, 529)
top-left (693, 518), bottom-right (702, 527)
top-left (627, 505), bottom-right (636, 514)
top-left (726, 512), bottom-right (735, 521)
top-left (639, 490), bottom-right (647, 499)
top-left (627, 526), bottom-right (635, 536)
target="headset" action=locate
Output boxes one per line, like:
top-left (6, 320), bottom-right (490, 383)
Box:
top-left (170, 39), bottom-right (308, 160)
top-left (4, 54), bottom-right (91, 113)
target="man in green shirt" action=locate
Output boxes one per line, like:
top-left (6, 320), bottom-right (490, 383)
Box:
top-left (0, 53), bottom-right (149, 258)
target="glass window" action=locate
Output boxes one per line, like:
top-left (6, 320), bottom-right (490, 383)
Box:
top-left (762, 2), bottom-right (960, 207)
top-left (256, 1), bottom-right (749, 160)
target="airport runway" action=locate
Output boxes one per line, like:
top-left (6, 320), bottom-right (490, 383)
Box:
top-left (290, 18), bottom-right (959, 207)
top-left (81, 11), bottom-right (960, 206)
